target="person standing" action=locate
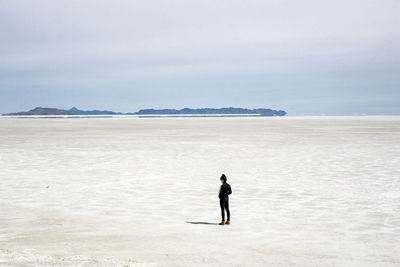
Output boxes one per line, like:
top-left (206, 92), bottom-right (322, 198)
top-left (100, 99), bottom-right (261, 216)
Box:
top-left (218, 174), bottom-right (232, 225)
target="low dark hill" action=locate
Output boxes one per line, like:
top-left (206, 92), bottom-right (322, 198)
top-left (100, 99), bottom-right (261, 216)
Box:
top-left (4, 107), bottom-right (72, 115)
top-left (68, 107), bottom-right (122, 115)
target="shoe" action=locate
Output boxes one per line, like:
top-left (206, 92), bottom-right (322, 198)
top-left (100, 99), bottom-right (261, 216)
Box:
top-left (225, 220), bottom-right (230, 225)
top-left (219, 221), bottom-right (225, 225)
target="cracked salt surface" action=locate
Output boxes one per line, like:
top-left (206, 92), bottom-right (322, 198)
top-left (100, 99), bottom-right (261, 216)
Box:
top-left (0, 117), bottom-right (399, 266)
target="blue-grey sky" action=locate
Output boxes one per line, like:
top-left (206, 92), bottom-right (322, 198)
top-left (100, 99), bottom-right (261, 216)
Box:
top-left (1, 0), bottom-right (399, 115)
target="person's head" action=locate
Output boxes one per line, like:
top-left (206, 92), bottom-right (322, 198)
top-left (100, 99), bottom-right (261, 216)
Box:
top-left (220, 174), bottom-right (227, 183)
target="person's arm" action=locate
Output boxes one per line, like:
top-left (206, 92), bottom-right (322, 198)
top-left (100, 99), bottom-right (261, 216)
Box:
top-left (228, 185), bottom-right (232, 195)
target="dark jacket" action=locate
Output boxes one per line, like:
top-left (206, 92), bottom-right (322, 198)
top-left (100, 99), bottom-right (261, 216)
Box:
top-left (219, 182), bottom-right (232, 199)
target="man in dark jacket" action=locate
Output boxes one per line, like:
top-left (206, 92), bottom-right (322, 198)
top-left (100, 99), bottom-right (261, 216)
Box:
top-left (218, 174), bottom-right (232, 225)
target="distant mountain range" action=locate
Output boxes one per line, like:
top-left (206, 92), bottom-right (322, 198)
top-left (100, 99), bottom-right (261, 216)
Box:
top-left (134, 108), bottom-right (286, 116)
top-left (3, 107), bottom-right (287, 116)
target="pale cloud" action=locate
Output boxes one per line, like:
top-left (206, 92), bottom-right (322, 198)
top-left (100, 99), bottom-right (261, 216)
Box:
top-left (0, 0), bottom-right (399, 114)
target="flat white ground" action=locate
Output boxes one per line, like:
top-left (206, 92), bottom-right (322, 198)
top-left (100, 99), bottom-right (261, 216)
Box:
top-left (0, 117), bottom-right (399, 266)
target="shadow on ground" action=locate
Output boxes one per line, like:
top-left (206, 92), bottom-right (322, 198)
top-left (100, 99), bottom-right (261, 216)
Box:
top-left (185, 221), bottom-right (219, 225)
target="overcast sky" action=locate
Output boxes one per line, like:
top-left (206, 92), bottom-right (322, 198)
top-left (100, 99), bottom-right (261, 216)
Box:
top-left (1, 0), bottom-right (399, 115)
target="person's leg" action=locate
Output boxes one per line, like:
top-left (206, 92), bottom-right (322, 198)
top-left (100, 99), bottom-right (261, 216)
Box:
top-left (225, 199), bottom-right (230, 221)
top-left (220, 199), bottom-right (225, 221)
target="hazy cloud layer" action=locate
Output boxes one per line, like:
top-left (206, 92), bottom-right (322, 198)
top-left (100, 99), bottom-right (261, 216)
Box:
top-left (1, 0), bottom-right (399, 114)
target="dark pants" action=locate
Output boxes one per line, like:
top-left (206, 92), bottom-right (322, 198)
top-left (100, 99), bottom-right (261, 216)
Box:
top-left (220, 198), bottom-right (230, 221)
